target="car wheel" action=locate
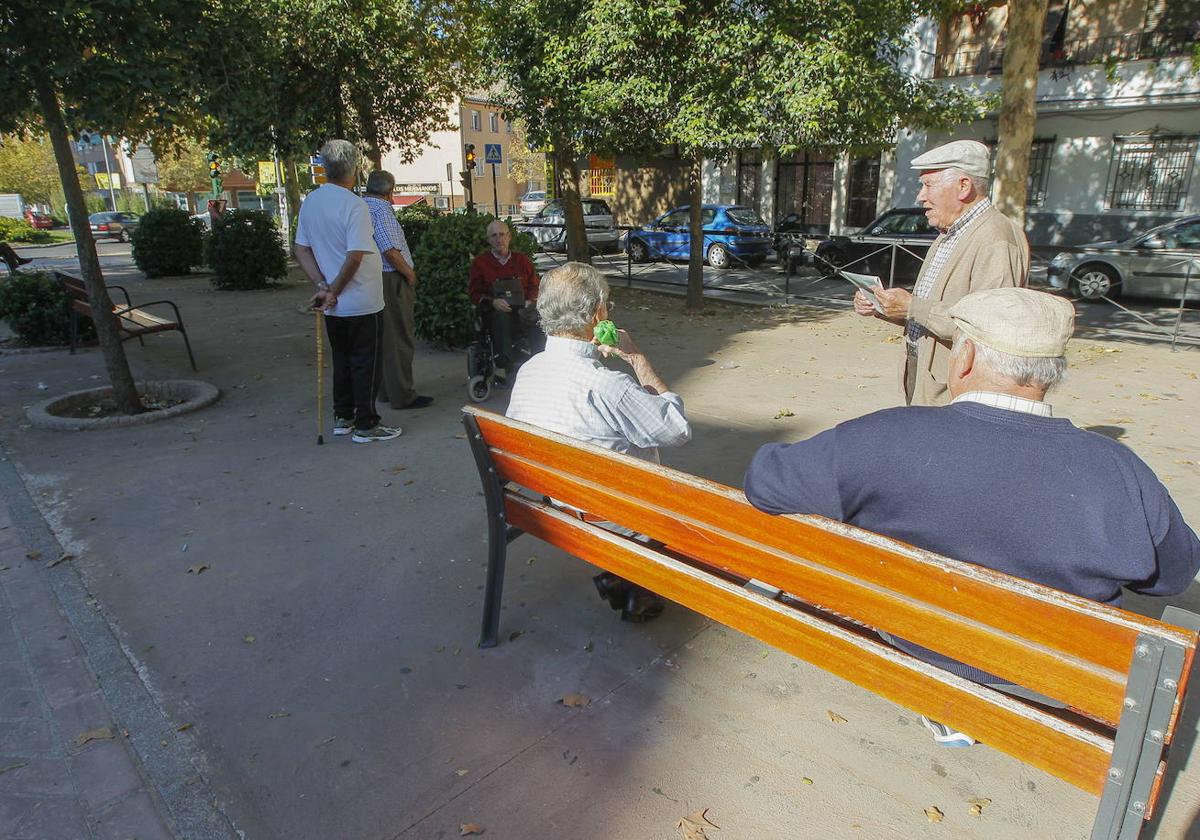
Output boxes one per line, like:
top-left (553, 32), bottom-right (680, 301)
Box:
top-left (707, 243), bottom-right (730, 269)
top-left (467, 375), bottom-right (491, 403)
top-left (628, 238), bottom-right (650, 263)
top-left (1072, 264), bottom-right (1119, 300)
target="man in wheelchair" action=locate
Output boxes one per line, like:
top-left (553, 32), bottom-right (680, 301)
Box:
top-left (468, 220), bottom-right (542, 384)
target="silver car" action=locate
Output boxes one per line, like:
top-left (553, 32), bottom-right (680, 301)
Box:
top-left (1048, 216), bottom-right (1200, 302)
top-left (518, 198), bottom-right (619, 254)
top-left (518, 191), bottom-right (548, 218)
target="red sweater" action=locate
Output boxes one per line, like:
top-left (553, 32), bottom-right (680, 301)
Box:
top-left (468, 251), bottom-right (539, 306)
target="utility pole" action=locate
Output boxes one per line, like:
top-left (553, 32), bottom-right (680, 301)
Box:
top-left (491, 165), bottom-right (500, 219)
top-left (100, 134), bottom-right (117, 210)
top-left (447, 162), bottom-right (455, 212)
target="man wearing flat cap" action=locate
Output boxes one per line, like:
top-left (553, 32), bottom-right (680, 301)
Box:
top-left (746, 287), bottom-right (1200, 745)
top-left (855, 139), bottom-right (1030, 406)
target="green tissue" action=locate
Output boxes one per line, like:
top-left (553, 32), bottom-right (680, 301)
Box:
top-left (593, 319), bottom-right (619, 347)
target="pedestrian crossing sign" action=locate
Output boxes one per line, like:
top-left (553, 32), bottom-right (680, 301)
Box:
top-left (484, 144), bottom-right (502, 165)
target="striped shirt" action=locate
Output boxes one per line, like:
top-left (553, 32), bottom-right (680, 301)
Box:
top-left (906, 197), bottom-right (993, 344)
top-left (364, 195), bottom-right (412, 272)
top-left (506, 335), bottom-right (691, 461)
top-left (951, 390), bottom-right (1053, 417)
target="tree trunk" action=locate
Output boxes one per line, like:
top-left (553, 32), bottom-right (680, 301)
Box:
top-left (283, 157), bottom-right (304, 246)
top-left (553, 144), bottom-right (590, 264)
top-left (355, 93), bottom-right (382, 170)
top-left (685, 156), bottom-right (704, 311)
top-left (994, 0), bottom-right (1049, 228)
top-left (33, 75), bottom-right (142, 415)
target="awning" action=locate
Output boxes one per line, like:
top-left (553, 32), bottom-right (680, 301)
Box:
top-left (391, 195), bottom-right (429, 207)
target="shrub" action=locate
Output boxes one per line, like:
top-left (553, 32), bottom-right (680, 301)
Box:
top-left (130, 208), bottom-right (205, 278)
top-left (412, 213), bottom-right (537, 347)
top-left (395, 204), bottom-right (441, 254)
top-left (0, 217), bottom-right (47, 243)
top-left (0, 270), bottom-right (93, 346)
top-left (205, 209), bottom-right (287, 290)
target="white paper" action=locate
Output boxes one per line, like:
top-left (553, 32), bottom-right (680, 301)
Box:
top-left (840, 269), bottom-right (884, 313)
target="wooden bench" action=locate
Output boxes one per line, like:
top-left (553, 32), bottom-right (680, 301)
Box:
top-left (462, 405), bottom-right (1199, 839)
top-left (56, 272), bottom-right (197, 370)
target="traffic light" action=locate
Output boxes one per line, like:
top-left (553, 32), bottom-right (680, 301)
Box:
top-left (458, 170), bottom-right (471, 193)
top-left (207, 153), bottom-right (222, 181)
top-left (465, 143), bottom-right (477, 171)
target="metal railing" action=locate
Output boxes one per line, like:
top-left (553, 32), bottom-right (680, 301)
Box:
top-left (936, 27), bottom-right (1195, 78)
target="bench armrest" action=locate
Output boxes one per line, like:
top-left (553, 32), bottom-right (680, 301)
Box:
top-left (107, 284), bottom-right (134, 309)
top-left (112, 299), bottom-right (185, 324)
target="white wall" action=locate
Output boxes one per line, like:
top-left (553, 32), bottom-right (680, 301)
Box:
top-left (379, 106), bottom-right (463, 199)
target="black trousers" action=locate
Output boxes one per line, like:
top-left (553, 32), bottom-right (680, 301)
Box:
top-left (479, 303), bottom-right (544, 370)
top-left (324, 311), bottom-right (382, 430)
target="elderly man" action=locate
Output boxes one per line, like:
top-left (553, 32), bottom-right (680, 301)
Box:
top-left (747, 287), bottom-right (1200, 745)
top-left (856, 140), bottom-right (1029, 406)
top-left (507, 262), bottom-right (691, 621)
top-left (468, 219), bottom-right (540, 384)
top-left (364, 170), bottom-right (432, 411)
top-left (294, 140), bottom-right (400, 443)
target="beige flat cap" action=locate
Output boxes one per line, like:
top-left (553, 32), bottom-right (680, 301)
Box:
top-left (911, 140), bottom-right (991, 179)
top-left (950, 288), bottom-right (1075, 357)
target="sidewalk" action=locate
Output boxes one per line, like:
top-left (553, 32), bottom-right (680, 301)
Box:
top-left (0, 489), bottom-right (173, 838)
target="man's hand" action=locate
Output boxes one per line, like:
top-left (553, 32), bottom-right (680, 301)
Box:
top-left (874, 286), bottom-right (912, 320)
top-left (852, 289), bottom-right (878, 316)
top-left (596, 328), bottom-right (641, 363)
top-left (492, 298), bottom-right (512, 313)
top-left (310, 288), bottom-right (337, 311)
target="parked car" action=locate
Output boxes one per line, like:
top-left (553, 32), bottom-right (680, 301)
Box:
top-left (1048, 215), bottom-right (1200, 302)
top-left (625, 205), bottom-right (772, 269)
top-left (519, 191), bottom-right (548, 218)
top-left (89, 211), bottom-right (139, 242)
top-left (783, 207), bottom-right (937, 281)
top-left (23, 209), bottom-right (54, 230)
top-left (517, 198), bottom-right (619, 253)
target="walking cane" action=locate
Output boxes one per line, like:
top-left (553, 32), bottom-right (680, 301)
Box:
top-left (315, 309), bottom-right (325, 445)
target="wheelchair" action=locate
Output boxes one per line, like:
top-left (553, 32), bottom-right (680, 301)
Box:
top-left (466, 303), bottom-right (544, 403)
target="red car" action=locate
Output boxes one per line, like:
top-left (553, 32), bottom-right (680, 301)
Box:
top-left (23, 209), bottom-right (53, 230)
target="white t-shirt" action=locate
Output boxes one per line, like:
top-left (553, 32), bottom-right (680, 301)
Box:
top-left (295, 183), bottom-right (383, 317)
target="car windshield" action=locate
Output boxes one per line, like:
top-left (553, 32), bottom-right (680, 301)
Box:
top-left (539, 201), bottom-right (563, 217)
top-left (726, 208), bottom-right (765, 226)
top-left (522, 192), bottom-right (545, 201)
top-left (872, 211), bottom-right (930, 235)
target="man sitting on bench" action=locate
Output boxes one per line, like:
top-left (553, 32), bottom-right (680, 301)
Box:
top-left (507, 261), bottom-right (692, 621)
top-left (744, 287), bottom-right (1200, 746)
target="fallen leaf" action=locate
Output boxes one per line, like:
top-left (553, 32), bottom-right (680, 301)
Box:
top-left (773, 408), bottom-right (795, 419)
top-left (455, 768), bottom-right (469, 777)
top-left (560, 693), bottom-right (591, 708)
top-left (25, 551), bottom-right (41, 561)
top-left (925, 806), bottom-right (944, 823)
top-left (968, 797), bottom-right (992, 817)
top-left (0, 761), bottom-right (28, 775)
top-left (176, 723), bottom-right (193, 732)
top-left (0, 565), bottom-right (9, 572)
top-left (459, 823), bottom-right (483, 835)
top-left (73, 726), bottom-right (116, 747)
top-left (187, 563), bottom-right (209, 575)
top-left (678, 808), bottom-right (719, 839)
top-left (47, 553), bottom-right (75, 568)
top-left (801, 777), bottom-right (813, 785)
top-left (826, 710), bottom-right (848, 724)
top-left (243, 634), bottom-right (256, 644)
top-left (268, 711), bottom-right (291, 719)
top-left (508, 630), bottom-right (522, 642)
top-left (584, 641), bottom-right (594, 653)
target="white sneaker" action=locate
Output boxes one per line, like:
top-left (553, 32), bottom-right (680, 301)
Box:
top-left (921, 715), bottom-right (976, 747)
top-left (351, 424), bottom-right (402, 443)
top-left (333, 416), bottom-right (354, 436)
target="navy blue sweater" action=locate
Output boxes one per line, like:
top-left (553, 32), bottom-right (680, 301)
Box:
top-left (744, 402), bottom-right (1200, 681)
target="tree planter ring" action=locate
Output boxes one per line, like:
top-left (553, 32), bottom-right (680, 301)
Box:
top-left (27, 380), bottom-right (220, 431)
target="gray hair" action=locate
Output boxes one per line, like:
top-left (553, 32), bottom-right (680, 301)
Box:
top-left (320, 139), bottom-right (360, 182)
top-left (939, 167), bottom-right (990, 197)
top-left (952, 332), bottom-right (1066, 389)
top-left (365, 170), bottom-right (395, 196)
top-left (537, 262), bottom-right (609, 336)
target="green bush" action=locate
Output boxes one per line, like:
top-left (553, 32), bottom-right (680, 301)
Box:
top-left (0, 270), bottom-right (93, 346)
top-left (131, 208), bottom-right (205, 278)
top-left (412, 213), bottom-right (537, 348)
top-left (0, 217), bottom-right (48, 243)
top-left (205, 209), bottom-right (287, 290)
top-left (395, 204), bottom-right (441, 254)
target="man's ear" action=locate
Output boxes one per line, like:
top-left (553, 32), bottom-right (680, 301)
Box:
top-left (957, 338), bottom-right (976, 377)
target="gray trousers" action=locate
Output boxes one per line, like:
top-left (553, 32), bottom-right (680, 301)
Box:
top-left (377, 271), bottom-right (417, 408)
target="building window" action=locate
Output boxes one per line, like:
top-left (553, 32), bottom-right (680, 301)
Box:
top-left (1107, 134), bottom-right (1196, 211)
top-left (736, 149), bottom-right (761, 210)
top-left (505, 119), bottom-right (513, 134)
top-left (984, 137), bottom-right (1056, 207)
top-left (471, 110), bottom-right (481, 131)
top-left (489, 112), bottom-right (498, 133)
top-left (434, 196), bottom-right (449, 209)
top-left (845, 156), bottom-right (880, 227)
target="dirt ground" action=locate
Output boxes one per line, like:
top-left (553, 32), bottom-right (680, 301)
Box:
top-left (0, 266), bottom-right (1198, 840)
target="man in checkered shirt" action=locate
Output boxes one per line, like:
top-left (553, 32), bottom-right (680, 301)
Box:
top-left (854, 140), bottom-right (1029, 406)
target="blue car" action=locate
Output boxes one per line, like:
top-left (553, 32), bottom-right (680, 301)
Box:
top-left (625, 204), bottom-right (773, 269)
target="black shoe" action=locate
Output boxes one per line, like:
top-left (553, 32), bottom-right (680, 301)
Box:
top-left (621, 588), bottom-right (665, 623)
top-left (17, 256), bottom-right (33, 266)
top-left (593, 572), bottom-right (631, 611)
top-left (400, 395), bottom-right (433, 409)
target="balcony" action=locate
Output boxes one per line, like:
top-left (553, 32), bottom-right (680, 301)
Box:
top-left (935, 27), bottom-right (1195, 78)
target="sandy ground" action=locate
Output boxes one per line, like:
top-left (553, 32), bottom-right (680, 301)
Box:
top-left (0, 262), bottom-right (1197, 840)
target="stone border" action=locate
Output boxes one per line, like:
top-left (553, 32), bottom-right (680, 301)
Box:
top-left (26, 379), bottom-right (220, 430)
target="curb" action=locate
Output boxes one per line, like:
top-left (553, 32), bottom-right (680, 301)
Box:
top-left (26, 380), bottom-right (220, 430)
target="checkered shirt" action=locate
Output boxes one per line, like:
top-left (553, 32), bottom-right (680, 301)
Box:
top-left (506, 336), bottom-right (691, 461)
top-left (906, 198), bottom-right (993, 344)
top-left (951, 390), bottom-right (1053, 417)
top-left (364, 195), bottom-right (412, 271)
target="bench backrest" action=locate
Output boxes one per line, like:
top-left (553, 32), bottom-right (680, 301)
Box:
top-left (55, 271), bottom-right (94, 319)
top-left (464, 406), bottom-right (1198, 820)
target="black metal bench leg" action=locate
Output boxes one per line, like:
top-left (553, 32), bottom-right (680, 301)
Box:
top-left (179, 328), bottom-right (198, 371)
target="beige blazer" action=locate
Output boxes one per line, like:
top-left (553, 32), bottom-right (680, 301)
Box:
top-left (903, 206), bottom-right (1029, 406)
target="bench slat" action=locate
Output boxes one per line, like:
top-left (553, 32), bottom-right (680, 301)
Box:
top-left (506, 494), bottom-right (1116, 795)
top-left (492, 448), bottom-right (1130, 724)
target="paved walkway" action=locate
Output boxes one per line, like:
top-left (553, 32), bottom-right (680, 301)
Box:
top-left (0, 493), bottom-right (174, 839)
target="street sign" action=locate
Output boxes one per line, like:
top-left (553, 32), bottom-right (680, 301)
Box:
top-left (484, 144), bottom-right (502, 165)
top-left (131, 146), bottom-right (159, 184)
top-left (309, 154), bottom-right (326, 185)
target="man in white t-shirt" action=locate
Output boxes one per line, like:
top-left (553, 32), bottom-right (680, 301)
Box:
top-left (294, 139), bottom-right (400, 443)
